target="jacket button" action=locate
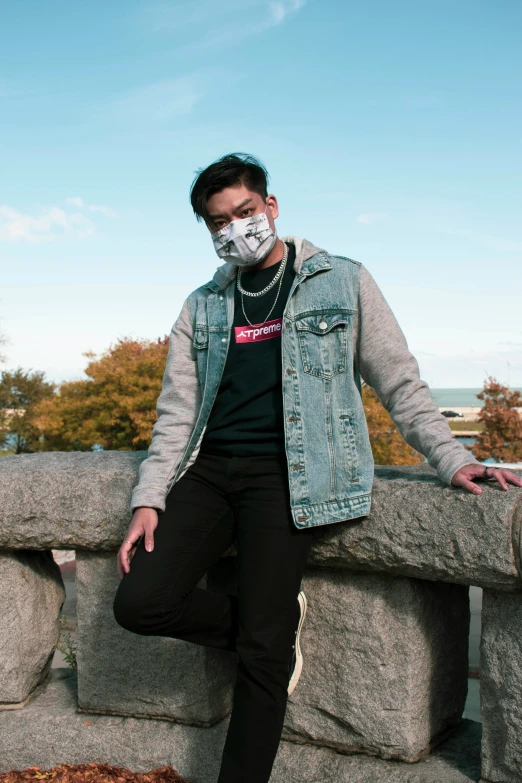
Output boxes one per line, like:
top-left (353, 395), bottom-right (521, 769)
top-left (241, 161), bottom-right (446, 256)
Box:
top-left (219, 296), bottom-right (224, 300)
top-left (221, 338), bottom-right (226, 342)
top-left (319, 321), bottom-right (327, 330)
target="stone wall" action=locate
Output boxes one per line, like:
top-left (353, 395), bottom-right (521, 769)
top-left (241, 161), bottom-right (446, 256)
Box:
top-left (1, 452), bottom-right (522, 782)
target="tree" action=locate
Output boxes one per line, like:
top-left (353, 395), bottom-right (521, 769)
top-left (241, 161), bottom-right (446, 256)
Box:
top-left (0, 332), bottom-right (7, 365)
top-left (362, 384), bottom-right (425, 466)
top-left (24, 336), bottom-right (434, 462)
top-left (467, 375), bottom-right (522, 463)
top-left (0, 368), bottom-right (56, 453)
top-left (33, 336), bottom-right (170, 451)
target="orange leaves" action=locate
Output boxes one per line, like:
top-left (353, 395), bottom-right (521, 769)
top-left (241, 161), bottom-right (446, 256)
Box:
top-left (31, 337), bottom-right (170, 452)
top-left (470, 375), bottom-right (522, 463)
top-left (362, 385), bottom-right (425, 466)
top-left (0, 763), bottom-right (186, 783)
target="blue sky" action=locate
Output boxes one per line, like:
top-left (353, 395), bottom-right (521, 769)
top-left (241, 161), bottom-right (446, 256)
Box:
top-left (1, 0), bottom-right (521, 388)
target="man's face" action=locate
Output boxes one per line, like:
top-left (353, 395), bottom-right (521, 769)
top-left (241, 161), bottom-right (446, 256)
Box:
top-left (205, 184), bottom-right (279, 234)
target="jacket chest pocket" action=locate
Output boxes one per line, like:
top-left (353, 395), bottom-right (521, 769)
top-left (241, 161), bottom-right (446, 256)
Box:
top-left (295, 309), bottom-right (353, 380)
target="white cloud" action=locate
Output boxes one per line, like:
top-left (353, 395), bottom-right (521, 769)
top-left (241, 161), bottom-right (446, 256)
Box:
top-left (112, 77), bottom-right (202, 124)
top-left (138, 0), bottom-right (305, 34)
top-left (66, 197), bottom-right (85, 208)
top-left (0, 205), bottom-right (94, 245)
top-left (88, 204), bottom-right (118, 218)
top-left (0, 197), bottom-right (116, 245)
top-left (269, 0), bottom-right (305, 23)
top-left (66, 197), bottom-right (117, 218)
top-left (136, 0), bottom-right (243, 32)
top-left (196, 1), bottom-right (305, 47)
top-left (356, 212), bottom-right (388, 225)
top-left (137, 0), bottom-right (306, 50)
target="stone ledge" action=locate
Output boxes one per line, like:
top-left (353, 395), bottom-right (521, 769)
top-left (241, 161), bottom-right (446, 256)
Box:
top-left (0, 669), bottom-right (482, 782)
top-left (1, 453), bottom-right (522, 589)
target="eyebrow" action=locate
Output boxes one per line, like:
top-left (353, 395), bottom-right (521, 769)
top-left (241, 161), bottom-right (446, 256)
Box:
top-left (208, 198), bottom-right (254, 221)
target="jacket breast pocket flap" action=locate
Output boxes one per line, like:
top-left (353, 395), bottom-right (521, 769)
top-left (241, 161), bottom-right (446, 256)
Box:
top-left (295, 310), bottom-right (353, 379)
top-left (294, 309), bottom-right (353, 335)
top-left (193, 326), bottom-right (209, 350)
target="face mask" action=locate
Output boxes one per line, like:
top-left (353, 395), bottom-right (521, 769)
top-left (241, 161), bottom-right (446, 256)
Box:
top-left (210, 207), bottom-right (277, 267)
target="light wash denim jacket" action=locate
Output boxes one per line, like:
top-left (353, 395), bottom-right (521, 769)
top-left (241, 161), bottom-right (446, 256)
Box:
top-left (130, 237), bottom-right (481, 528)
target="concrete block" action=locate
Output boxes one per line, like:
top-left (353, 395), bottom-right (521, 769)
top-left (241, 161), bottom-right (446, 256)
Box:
top-left (480, 589), bottom-right (522, 782)
top-left (0, 451), bottom-right (142, 550)
top-left (308, 465), bottom-right (522, 591)
top-left (0, 550), bottom-right (65, 708)
top-left (2, 455), bottom-right (521, 592)
top-left (283, 569), bottom-right (470, 761)
top-left (0, 669), bottom-right (482, 782)
top-left (75, 552), bottom-right (236, 726)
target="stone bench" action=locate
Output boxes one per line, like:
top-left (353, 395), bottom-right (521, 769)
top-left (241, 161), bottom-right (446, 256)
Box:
top-left (1, 452), bottom-right (521, 782)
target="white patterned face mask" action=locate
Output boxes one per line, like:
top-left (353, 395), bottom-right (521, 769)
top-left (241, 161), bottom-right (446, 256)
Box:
top-left (210, 207), bottom-right (277, 267)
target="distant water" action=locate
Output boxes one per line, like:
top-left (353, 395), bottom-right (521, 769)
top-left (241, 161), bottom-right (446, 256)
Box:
top-left (456, 437), bottom-right (476, 448)
top-left (429, 388), bottom-right (522, 408)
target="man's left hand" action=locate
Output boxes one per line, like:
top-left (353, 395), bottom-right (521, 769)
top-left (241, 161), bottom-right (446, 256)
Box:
top-left (451, 464), bottom-right (522, 495)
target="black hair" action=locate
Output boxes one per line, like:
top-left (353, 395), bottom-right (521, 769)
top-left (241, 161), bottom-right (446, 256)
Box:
top-left (189, 152), bottom-right (270, 224)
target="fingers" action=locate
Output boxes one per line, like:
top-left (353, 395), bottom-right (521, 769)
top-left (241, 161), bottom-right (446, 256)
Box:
top-left (449, 465), bottom-right (522, 495)
top-left (490, 468), bottom-right (510, 490)
top-left (118, 534), bottom-right (141, 578)
top-left (502, 469), bottom-right (522, 487)
top-left (144, 523), bottom-right (155, 552)
top-left (459, 479), bottom-right (483, 495)
top-left (116, 509), bottom-right (159, 579)
top-left (489, 468), bottom-right (522, 490)
top-left (118, 541), bottom-right (133, 579)
top-left (468, 467), bottom-right (522, 493)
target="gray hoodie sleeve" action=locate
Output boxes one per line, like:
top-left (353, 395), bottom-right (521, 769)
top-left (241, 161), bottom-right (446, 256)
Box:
top-left (130, 297), bottom-right (201, 514)
top-left (354, 264), bottom-right (482, 486)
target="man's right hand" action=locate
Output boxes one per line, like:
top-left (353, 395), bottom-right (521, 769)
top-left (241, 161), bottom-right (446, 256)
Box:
top-left (117, 507), bottom-right (158, 580)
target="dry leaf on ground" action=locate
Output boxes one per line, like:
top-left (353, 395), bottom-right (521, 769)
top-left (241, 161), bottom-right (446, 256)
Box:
top-left (0, 763), bottom-right (186, 783)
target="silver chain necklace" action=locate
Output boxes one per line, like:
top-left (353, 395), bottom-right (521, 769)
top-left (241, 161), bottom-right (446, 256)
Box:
top-left (237, 243), bottom-right (289, 327)
top-left (236, 242), bottom-right (289, 297)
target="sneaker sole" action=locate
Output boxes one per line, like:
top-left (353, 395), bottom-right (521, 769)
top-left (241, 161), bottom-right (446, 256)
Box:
top-left (288, 591), bottom-right (307, 695)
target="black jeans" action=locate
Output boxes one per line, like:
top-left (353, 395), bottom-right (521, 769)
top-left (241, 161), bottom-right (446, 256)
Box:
top-left (113, 450), bottom-right (317, 783)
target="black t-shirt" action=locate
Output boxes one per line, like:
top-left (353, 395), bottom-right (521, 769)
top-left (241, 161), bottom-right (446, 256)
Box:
top-left (200, 242), bottom-right (296, 457)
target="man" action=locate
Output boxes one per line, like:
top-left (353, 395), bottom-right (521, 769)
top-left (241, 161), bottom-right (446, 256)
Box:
top-left (113, 153), bottom-right (522, 783)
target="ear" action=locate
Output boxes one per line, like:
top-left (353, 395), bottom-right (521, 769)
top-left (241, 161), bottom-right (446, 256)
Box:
top-left (265, 194), bottom-right (279, 221)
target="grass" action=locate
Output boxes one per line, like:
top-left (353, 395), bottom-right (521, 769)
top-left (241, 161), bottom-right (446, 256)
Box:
top-left (448, 420), bottom-right (484, 432)
top-left (53, 617), bottom-right (77, 670)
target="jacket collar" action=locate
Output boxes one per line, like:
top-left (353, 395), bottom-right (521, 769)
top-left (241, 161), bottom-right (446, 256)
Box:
top-left (203, 236), bottom-right (330, 292)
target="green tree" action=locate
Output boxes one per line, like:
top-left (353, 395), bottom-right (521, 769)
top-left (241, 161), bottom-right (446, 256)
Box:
top-left (468, 375), bottom-right (522, 463)
top-left (0, 368), bottom-right (56, 453)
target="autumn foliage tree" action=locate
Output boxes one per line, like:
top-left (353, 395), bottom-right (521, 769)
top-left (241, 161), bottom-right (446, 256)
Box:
top-left (28, 336), bottom-right (435, 463)
top-left (467, 375), bottom-right (522, 463)
top-left (33, 337), bottom-right (169, 452)
top-left (361, 384), bottom-right (425, 466)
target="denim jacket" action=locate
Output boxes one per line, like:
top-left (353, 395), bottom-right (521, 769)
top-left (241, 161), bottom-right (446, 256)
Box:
top-left (130, 237), bottom-right (481, 528)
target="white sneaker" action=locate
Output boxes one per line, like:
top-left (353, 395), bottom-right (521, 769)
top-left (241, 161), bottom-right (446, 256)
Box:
top-left (288, 591), bottom-right (307, 696)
